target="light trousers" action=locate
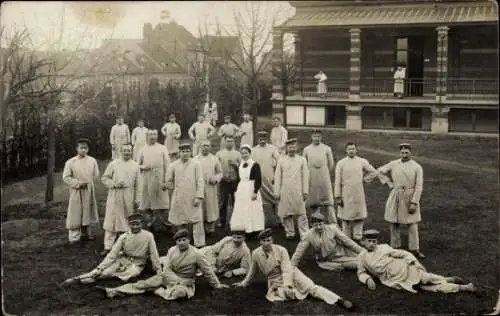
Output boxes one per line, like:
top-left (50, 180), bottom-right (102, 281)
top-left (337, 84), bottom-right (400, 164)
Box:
top-left (176, 222), bottom-right (206, 247)
top-left (419, 272), bottom-right (460, 293)
top-left (282, 215), bottom-right (309, 239)
top-left (317, 256), bottom-right (359, 272)
top-left (68, 226), bottom-right (92, 242)
top-left (104, 231), bottom-right (119, 250)
top-left (342, 219), bottom-right (364, 241)
top-left (390, 223), bottom-right (420, 250)
top-left (309, 285), bottom-right (341, 305)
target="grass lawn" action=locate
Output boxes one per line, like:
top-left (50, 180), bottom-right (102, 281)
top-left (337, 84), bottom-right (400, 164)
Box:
top-left (2, 131), bottom-right (499, 315)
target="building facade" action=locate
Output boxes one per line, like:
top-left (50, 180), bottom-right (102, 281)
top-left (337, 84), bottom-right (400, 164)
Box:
top-left (272, 0), bottom-right (499, 134)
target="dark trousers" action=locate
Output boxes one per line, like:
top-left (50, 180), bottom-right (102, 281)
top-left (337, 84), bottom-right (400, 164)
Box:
top-left (219, 180), bottom-right (237, 225)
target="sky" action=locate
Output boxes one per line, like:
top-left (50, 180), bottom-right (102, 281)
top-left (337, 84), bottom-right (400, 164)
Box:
top-left (1, 1), bottom-right (294, 50)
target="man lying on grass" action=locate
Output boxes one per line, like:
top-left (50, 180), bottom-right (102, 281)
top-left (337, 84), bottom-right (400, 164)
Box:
top-left (96, 229), bottom-right (229, 300)
top-left (233, 228), bottom-right (355, 311)
top-left (63, 213), bottom-right (161, 284)
top-left (357, 229), bottom-right (481, 295)
top-left (291, 212), bottom-right (364, 272)
top-left (197, 230), bottom-right (251, 278)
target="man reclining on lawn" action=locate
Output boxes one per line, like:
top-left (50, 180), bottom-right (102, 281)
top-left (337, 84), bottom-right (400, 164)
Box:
top-left (291, 212), bottom-right (364, 272)
top-left (197, 230), bottom-right (251, 278)
top-left (357, 229), bottom-right (480, 295)
top-left (97, 228), bottom-right (229, 300)
top-left (63, 213), bottom-right (162, 284)
top-left (233, 228), bottom-right (355, 311)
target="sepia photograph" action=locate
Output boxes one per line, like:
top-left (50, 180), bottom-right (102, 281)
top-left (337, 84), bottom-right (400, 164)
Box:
top-left (1, 0), bottom-right (498, 315)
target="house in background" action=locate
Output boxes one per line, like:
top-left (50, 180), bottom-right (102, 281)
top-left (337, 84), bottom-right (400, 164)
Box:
top-left (272, 0), bottom-right (498, 134)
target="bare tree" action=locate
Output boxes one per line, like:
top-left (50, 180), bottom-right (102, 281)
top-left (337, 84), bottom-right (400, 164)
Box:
top-left (1, 3), bottom-right (127, 203)
top-left (194, 1), bottom-right (294, 135)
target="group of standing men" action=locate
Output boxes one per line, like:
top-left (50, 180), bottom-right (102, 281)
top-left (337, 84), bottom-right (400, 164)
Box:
top-left (61, 112), bottom-right (484, 310)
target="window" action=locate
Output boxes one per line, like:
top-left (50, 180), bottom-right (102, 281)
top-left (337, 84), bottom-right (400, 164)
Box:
top-left (396, 37), bottom-right (408, 66)
top-left (409, 108), bottom-right (423, 128)
top-left (326, 106), bottom-right (347, 127)
top-left (286, 106), bottom-right (304, 125)
top-left (393, 108), bottom-right (407, 128)
top-left (305, 107), bottom-right (325, 126)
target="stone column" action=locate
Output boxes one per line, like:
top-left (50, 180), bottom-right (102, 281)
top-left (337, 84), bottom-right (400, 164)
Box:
top-left (345, 104), bottom-right (363, 130)
top-left (431, 105), bottom-right (450, 133)
top-left (349, 28), bottom-right (362, 100)
top-left (436, 26), bottom-right (450, 102)
top-left (271, 29), bottom-right (284, 118)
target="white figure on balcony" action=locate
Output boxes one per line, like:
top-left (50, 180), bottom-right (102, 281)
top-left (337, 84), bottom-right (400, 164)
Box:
top-left (314, 70), bottom-right (328, 98)
top-left (393, 65), bottom-right (406, 99)
top-left (204, 101), bottom-right (218, 127)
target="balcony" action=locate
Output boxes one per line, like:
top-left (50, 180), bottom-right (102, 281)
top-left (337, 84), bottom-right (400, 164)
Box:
top-left (292, 78), bottom-right (499, 103)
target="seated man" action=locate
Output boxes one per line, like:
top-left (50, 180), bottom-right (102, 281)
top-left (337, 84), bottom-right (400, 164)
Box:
top-left (197, 230), bottom-right (251, 278)
top-left (63, 214), bottom-right (161, 284)
top-left (357, 229), bottom-right (480, 295)
top-left (234, 228), bottom-right (355, 311)
top-left (291, 213), bottom-right (363, 272)
top-left (97, 229), bottom-right (228, 300)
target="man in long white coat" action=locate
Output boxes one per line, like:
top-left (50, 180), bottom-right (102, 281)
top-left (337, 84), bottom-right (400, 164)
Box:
top-left (252, 131), bottom-right (280, 226)
top-left (188, 113), bottom-right (216, 156)
top-left (167, 143), bottom-right (206, 248)
top-left (238, 113), bottom-right (253, 148)
top-left (303, 129), bottom-right (336, 224)
top-left (194, 141), bottom-right (223, 234)
top-left (233, 229), bottom-right (354, 311)
top-left (377, 143), bottom-right (425, 259)
top-left (216, 136), bottom-right (241, 228)
top-left (99, 229), bottom-right (229, 300)
top-left (161, 114), bottom-right (182, 161)
top-left (100, 145), bottom-right (142, 256)
top-left (334, 142), bottom-right (380, 242)
top-left (274, 138), bottom-right (309, 240)
top-left (109, 115), bottom-right (131, 160)
top-left (131, 119), bottom-right (148, 161)
top-left (63, 214), bottom-right (161, 285)
top-left (291, 213), bottom-right (363, 272)
top-left (198, 230), bottom-right (251, 278)
top-left (218, 115), bottom-right (240, 149)
top-left (138, 130), bottom-right (170, 234)
top-left (62, 138), bottom-right (100, 244)
top-left (357, 229), bottom-right (479, 295)
top-left (270, 116), bottom-right (288, 155)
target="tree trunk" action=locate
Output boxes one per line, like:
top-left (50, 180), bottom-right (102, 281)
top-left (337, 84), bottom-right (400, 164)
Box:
top-left (45, 108), bottom-right (56, 205)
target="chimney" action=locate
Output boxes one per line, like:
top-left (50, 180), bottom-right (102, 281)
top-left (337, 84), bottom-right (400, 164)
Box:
top-left (143, 23), bottom-right (153, 44)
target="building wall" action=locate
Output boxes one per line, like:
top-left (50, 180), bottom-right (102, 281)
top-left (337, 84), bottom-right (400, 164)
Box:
top-left (448, 24), bottom-right (499, 95)
top-left (300, 29), bottom-right (350, 93)
top-left (361, 106), bottom-right (432, 130)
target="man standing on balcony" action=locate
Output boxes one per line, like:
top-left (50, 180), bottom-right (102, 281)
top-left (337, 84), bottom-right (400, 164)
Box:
top-left (376, 143), bottom-right (425, 259)
top-left (314, 70), bottom-right (328, 98)
top-left (109, 115), bottom-right (131, 160)
top-left (188, 113), bottom-right (216, 156)
top-left (218, 115), bottom-right (240, 149)
top-left (161, 114), bottom-right (182, 161)
top-left (252, 131), bottom-right (280, 227)
top-left (270, 116), bottom-right (288, 155)
top-left (303, 129), bottom-right (336, 224)
top-left (393, 65), bottom-right (406, 99)
top-left (274, 138), bottom-right (309, 240)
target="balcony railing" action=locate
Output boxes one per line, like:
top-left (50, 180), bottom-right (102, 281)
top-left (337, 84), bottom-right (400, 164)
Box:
top-left (297, 77), bottom-right (498, 101)
top-left (300, 79), bottom-right (349, 98)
